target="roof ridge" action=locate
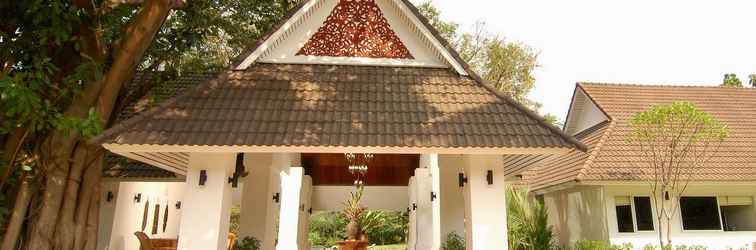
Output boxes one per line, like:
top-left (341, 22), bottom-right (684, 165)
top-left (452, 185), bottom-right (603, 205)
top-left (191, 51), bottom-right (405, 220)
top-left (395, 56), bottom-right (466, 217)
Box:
top-left (574, 120), bottom-right (616, 182)
top-left (90, 71), bottom-right (233, 145)
top-left (399, 0), bottom-right (586, 152)
top-left (578, 81), bottom-right (756, 90)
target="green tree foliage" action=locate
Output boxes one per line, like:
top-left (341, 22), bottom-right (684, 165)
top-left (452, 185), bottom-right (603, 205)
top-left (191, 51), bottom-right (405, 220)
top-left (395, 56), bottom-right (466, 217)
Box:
top-left (417, 2), bottom-right (540, 109)
top-left (0, 0), bottom-right (292, 248)
top-left (506, 188), bottom-right (556, 250)
top-left (627, 102), bottom-right (728, 246)
top-left (749, 74), bottom-right (756, 88)
top-left (721, 73), bottom-right (743, 87)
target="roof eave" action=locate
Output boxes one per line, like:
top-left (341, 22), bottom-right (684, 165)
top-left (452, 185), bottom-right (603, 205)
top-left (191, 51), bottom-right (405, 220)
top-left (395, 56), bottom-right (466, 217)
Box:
top-left (104, 143), bottom-right (573, 155)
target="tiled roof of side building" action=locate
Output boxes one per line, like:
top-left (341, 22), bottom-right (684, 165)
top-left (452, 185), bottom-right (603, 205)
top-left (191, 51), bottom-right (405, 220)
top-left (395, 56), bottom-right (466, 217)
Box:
top-left (94, 64), bottom-right (582, 150)
top-left (103, 72), bottom-right (217, 180)
top-left (530, 83), bottom-right (756, 191)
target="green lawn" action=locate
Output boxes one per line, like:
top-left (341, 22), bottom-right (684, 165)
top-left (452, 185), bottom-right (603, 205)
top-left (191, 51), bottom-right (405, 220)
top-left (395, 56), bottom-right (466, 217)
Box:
top-left (368, 244), bottom-right (407, 250)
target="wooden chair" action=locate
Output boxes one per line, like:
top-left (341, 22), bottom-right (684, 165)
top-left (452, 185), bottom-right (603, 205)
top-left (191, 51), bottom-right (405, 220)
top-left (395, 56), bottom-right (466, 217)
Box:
top-left (134, 232), bottom-right (177, 250)
top-left (227, 232), bottom-right (237, 250)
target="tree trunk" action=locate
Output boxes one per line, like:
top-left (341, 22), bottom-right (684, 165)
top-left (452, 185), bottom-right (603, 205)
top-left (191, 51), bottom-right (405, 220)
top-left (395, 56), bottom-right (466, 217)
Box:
top-left (0, 174), bottom-right (34, 250)
top-left (24, 0), bottom-right (179, 249)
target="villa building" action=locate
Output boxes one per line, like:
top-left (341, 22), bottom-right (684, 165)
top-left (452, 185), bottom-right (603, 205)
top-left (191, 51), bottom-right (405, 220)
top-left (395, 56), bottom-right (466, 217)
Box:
top-left (524, 83), bottom-right (756, 249)
top-left (92, 0), bottom-right (584, 249)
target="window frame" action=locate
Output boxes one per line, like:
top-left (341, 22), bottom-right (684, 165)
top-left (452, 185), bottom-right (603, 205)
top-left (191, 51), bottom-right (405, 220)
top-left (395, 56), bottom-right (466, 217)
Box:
top-left (614, 195), bottom-right (656, 233)
top-left (678, 196), bottom-right (724, 232)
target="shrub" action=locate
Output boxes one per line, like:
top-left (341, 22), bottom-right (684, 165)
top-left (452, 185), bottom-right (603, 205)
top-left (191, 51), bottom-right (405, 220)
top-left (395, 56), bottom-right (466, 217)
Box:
top-left (506, 188), bottom-right (557, 250)
top-left (235, 236), bottom-right (261, 250)
top-left (441, 232), bottom-right (465, 250)
top-left (308, 210), bottom-right (408, 247)
top-left (572, 240), bottom-right (631, 250)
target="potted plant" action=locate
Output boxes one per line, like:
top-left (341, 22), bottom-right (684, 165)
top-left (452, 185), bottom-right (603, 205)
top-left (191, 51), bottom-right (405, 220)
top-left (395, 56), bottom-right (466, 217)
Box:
top-left (337, 185), bottom-right (368, 250)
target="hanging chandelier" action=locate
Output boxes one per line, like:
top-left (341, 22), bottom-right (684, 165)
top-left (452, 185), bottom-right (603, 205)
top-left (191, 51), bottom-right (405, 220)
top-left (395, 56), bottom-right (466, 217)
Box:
top-left (344, 153), bottom-right (374, 186)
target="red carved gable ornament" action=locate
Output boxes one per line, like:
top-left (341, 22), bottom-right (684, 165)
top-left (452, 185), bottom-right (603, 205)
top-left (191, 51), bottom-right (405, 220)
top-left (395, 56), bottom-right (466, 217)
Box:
top-left (297, 0), bottom-right (414, 59)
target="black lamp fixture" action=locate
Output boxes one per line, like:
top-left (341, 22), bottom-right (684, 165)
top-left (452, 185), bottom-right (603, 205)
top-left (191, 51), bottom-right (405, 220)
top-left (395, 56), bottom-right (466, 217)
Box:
top-left (134, 193), bottom-right (142, 203)
top-left (458, 173), bottom-right (468, 187)
top-left (199, 170), bottom-right (208, 186)
top-left (106, 191), bottom-right (115, 202)
top-left (486, 170), bottom-right (494, 185)
top-left (175, 201), bottom-right (182, 209)
top-left (430, 191), bottom-right (437, 202)
top-left (228, 153), bottom-right (249, 188)
top-left (272, 192), bottom-right (280, 203)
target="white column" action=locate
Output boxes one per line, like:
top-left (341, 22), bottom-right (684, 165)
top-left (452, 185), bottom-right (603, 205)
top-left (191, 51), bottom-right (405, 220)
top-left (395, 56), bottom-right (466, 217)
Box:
top-left (420, 154), bottom-right (441, 249)
top-left (275, 153), bottom-right (303, 250)
top-left (239, 153), bottom-right (273, 244)
top-left (439, 155), bottom-right (466, 239)
top-left (462, 155), bottom-right (508, 250)
top-left (407, 177), bottom-right (417, 250)
top-left (298, 175), bottom-right (313, 249)
top-left (415, 152), bottom-right (441, 250)
top-left (177, 153), bottom-right (235, 250)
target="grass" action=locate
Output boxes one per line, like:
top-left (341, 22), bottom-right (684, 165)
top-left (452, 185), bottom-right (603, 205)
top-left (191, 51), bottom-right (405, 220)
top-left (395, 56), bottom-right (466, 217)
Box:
top-left (368, 244), bottom-right (407, 250)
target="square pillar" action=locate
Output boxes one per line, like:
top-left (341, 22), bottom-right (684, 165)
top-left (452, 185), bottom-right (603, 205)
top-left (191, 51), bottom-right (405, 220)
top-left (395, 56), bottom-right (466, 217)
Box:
top-left (274, 153), bottom-right (303, 250)
top-left (239, 153), bottom-right (274, 245)
top-left (416, 153), bottom-right (441, 250)
top-left (407, 177), bottom-right (418, 250)
top-left (462, 155), bottom-right (508, 250)
top-left (177, 153), bottom-right (236, 250)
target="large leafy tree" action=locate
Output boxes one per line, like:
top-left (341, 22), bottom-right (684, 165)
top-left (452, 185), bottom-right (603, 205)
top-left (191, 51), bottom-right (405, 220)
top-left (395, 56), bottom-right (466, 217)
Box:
top-left (417, 2), bottom-right (541, 110)
top-left (627, 102), bottom-right (728, 247)
top-left (0, 0), bottom-right (291, 249)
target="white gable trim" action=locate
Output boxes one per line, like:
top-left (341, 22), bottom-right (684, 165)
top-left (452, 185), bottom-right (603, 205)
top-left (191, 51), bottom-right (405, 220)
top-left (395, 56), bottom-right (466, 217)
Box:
top-left (235, 0), bottom-right (468, 76)
top-left (563, 87), bottom-right (609, 135)
top-left (234, 0), bottom-right (322, 70)
top-left (388, 0), bottom-right (467, 75)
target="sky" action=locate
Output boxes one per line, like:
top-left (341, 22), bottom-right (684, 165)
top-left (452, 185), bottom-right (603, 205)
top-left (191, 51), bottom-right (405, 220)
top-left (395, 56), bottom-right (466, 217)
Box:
top-left (424, 0), bottom-right (755, 120)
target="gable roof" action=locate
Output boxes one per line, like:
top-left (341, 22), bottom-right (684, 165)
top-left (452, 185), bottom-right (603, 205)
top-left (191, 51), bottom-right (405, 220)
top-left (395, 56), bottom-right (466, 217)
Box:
top-left (530, 83), bottom-right (756, 191)
top-left (93, 0), bottom-right (585, 175)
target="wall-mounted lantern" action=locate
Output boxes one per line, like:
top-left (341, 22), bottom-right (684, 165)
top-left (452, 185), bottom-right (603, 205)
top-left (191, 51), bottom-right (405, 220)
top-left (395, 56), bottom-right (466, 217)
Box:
top-left (134, 193), bottom-right (142, 203)
top-left (486, 170), bottom-right (494, 185)
top-left (272, 192), bottom-right (280, 203)
top-left (458, 173), bottom-right (468, 187)
top-left (106, 191), bottom-right (115, 202)
top-left (175, 201), bottom-right (181, 209)
top-left (199, 170), bottom-right (207, 186)
top-left (430, 191), bottom-right (437, 202)
top-left (228, 153), bottom-right (249, 188)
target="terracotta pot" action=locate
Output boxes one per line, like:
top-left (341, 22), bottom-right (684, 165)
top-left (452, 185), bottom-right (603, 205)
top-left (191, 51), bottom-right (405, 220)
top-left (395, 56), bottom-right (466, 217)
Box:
top-left (345, 220), bottom-right (361, 240)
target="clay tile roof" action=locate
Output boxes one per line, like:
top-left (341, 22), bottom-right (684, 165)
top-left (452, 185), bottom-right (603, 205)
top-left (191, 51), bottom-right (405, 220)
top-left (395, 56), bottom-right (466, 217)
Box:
top-left (530, 83), bottom-right (756, 191)
top-left (103, 72), bottom-right (216, 179)
top-left (93, 64), bottom-right (582, 150)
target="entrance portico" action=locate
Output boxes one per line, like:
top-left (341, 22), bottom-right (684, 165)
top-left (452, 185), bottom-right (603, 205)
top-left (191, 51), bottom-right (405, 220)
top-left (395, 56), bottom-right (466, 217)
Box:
top-left (92, 0), bottom-right (585, 249)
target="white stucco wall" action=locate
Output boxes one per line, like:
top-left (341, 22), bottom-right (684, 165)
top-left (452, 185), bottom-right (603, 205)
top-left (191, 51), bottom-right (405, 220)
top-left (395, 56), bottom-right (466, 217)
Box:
top-left (103, 181), bottom-right (186, 250)
top-left (603, 184), bottom-right (756, 250)
top-left (311, 186), bottom-right (408, 211)
top-left (543, 185), bottom-right (609, 247)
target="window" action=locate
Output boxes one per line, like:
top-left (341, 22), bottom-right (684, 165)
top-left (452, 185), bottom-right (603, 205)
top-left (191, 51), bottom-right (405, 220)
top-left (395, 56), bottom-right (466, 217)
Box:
top-left (615, 196), bottom-right (654, 232)
top-left (718, 196), bottom-right (756, 231)
top-left (680, 197), bottom-right (721, 230)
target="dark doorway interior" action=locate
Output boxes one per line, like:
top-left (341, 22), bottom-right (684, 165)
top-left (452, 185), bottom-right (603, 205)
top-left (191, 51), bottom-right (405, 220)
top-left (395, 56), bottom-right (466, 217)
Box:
top-left (302, 153), bottom-right (418, 186)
